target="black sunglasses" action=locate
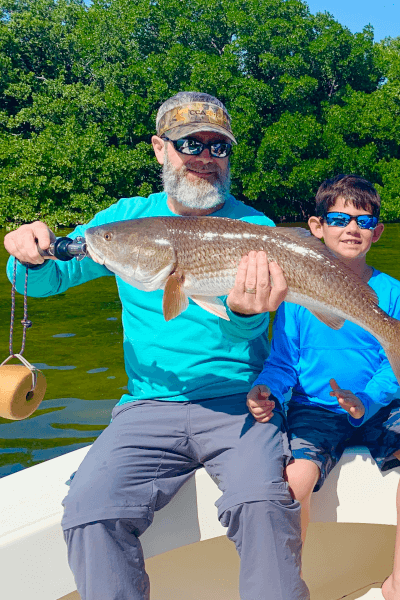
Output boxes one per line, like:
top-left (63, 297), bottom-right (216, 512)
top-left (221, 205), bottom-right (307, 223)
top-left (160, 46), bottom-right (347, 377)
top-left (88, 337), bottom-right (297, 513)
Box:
top-left (324, 212), bottom-right (378, 230)
top-left (162, 136), bottom-right (232, 158)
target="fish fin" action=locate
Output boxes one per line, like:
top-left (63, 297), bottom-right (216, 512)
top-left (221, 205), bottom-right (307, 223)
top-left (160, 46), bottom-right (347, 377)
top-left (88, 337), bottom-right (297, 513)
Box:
top-left (163, 273), bottom-right (189, 321)
top-left (190, 295), bottom-right (230, 321)
top-left (275, 227), bottom-right (379, 304)
top-left (274, 227), bottom-right (335, 254)
top-left (274, 226), bottom-right (313, 238)
top-left (273, 226), bottom-right (343, 262)
top-left (308, 308), bottom-right (346, 330)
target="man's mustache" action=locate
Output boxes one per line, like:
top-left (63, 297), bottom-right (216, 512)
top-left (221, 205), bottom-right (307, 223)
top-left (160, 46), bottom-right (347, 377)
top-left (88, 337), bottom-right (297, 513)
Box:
top-left (183, 163), bottom-right (222, 174)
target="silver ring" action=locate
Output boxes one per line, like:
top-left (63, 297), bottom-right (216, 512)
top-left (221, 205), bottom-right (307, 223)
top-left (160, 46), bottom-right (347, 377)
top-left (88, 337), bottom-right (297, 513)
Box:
top-left (245, 287), bottom-right (257, 294)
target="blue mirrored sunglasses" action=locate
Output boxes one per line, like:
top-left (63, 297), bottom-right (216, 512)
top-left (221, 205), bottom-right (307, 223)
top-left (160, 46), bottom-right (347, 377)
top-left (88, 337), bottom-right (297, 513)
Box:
top-left (162, 136), bottom-right (232, 158)
top-left (324, 212), bottom-right (378, 230)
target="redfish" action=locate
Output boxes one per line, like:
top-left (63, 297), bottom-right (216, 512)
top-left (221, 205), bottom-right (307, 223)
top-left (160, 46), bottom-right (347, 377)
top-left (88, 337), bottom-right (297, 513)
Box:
top-left (85, 216), bottom-right (400, 382)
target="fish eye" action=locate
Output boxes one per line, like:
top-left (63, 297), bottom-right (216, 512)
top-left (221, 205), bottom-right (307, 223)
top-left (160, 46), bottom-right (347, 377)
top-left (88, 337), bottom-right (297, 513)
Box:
top-left (104, 232), bottom-right (113, 241)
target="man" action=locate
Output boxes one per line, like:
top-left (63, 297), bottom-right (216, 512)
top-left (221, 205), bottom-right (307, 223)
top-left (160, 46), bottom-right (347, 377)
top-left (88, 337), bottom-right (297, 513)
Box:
top-left (5, 92), bottom-right (309, 600)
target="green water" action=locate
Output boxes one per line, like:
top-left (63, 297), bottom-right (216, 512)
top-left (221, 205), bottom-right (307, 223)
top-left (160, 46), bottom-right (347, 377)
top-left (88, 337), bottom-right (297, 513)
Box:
top-left (0, 228), bottom-right (127, 477)
top-left (0, 224), bottom-right (400, 478)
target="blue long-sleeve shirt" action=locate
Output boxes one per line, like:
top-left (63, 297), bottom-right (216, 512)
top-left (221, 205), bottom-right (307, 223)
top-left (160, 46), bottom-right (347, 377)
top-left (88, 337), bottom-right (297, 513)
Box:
top-left (253, 269), bottom-right (400, 426)
top-left (7, 192), bottom-right (275, 406)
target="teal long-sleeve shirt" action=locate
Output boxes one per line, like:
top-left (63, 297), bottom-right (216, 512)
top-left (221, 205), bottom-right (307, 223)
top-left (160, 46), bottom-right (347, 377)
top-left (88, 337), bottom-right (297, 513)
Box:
top-left (253, 269), bottom-right (400, 426)
top-left (7, 192), bottom-right (275, 406)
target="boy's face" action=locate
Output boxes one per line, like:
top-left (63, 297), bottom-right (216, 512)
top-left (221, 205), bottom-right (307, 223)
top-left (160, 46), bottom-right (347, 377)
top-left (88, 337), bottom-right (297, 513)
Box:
top-left (308, 196), bottom-right (384, 261)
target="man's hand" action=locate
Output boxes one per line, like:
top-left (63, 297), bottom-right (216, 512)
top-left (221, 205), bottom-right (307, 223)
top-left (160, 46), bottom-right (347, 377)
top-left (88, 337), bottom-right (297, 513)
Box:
top-left (4, 221), bottom-right (56, 265)
top-left (329, 378), bottom-right (365, 419)
top-left (247, 384), bottom-right (275, 423)
top-left (227, 251), bottom-right (287, 315)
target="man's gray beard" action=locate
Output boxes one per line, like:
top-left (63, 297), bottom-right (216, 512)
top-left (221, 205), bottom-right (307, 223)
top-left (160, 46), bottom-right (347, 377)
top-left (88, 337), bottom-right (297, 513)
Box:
top-left (162, 153), bottom-right (231, 210)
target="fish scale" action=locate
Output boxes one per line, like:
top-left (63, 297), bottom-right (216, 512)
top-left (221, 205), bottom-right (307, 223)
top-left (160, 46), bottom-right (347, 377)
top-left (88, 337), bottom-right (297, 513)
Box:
top-left (160, 218), bottom-right (367, 304)
top-left (85, 216), bottom-right (400, 384)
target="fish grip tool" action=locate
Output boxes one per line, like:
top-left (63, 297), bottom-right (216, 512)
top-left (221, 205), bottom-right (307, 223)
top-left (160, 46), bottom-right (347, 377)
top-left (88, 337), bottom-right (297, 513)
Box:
top-left (0, 259), bottom-right (46, 420)
top-left (37, 236), bottom-right (87, 261)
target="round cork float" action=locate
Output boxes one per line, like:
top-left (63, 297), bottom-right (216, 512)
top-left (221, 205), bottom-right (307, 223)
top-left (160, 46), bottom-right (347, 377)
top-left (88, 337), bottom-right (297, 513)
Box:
top-left (0, 364), bottom-right (46, 420)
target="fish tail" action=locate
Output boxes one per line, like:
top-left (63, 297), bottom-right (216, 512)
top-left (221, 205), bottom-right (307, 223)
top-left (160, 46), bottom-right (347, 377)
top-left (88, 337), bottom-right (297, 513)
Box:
top-left (383, 317), bottom-right (400, 385)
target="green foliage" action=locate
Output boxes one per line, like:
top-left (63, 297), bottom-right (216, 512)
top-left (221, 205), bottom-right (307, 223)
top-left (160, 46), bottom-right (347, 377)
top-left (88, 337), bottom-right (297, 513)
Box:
top-left (376, 160), bottom-right (400, 221)
top-left (0, 0), bottom-right (400, 226)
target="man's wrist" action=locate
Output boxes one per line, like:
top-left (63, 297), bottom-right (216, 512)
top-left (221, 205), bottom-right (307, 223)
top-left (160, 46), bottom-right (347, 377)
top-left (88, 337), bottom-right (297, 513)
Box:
top-left (230, 310), bottom-right (257, 318)
top-left (19, 260), bottom-right (49, 270)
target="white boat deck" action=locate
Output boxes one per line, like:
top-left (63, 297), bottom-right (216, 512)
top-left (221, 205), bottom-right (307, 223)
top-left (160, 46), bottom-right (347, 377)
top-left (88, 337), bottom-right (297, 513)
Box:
top-left (1, 444), bottom-right (399, 600)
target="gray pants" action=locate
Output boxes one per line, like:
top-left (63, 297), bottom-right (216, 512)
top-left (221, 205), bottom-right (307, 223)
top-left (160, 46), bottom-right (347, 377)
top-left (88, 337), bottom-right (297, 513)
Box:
top-left (62, 395), bottom-right (309, 600)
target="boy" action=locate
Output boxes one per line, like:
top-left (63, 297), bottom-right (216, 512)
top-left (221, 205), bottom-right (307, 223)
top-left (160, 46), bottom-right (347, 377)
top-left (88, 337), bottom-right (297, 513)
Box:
top-left (247, 174), bottom-right (400, 597)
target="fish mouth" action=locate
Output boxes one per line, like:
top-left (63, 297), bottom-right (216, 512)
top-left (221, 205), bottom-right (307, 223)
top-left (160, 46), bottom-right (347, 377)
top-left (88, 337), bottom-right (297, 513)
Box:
top-left (85, 240), bottom-right (105, 265)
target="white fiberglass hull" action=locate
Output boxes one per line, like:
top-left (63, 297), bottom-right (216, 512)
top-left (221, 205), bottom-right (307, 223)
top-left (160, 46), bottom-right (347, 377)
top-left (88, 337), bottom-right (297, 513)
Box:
top-left (1, 445), bottom-right (399, 600)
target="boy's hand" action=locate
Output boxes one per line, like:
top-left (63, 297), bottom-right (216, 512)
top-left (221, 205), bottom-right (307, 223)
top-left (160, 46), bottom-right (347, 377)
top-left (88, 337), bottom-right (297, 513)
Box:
top-left (247, 384), bottom-right (275, 423)
top-left (329, 378), bottom-right (365, 419)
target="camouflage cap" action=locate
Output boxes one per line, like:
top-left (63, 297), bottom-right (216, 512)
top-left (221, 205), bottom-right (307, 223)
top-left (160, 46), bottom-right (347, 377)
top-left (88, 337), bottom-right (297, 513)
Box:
top-left (156, 92), bottom-right (237, 144)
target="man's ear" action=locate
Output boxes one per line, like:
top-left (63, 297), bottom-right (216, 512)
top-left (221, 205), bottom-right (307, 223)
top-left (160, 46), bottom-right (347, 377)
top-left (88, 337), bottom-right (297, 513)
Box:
top-left (372, 222), bottom-right (384, 243)
top-left (308, 216), bottom-right (324, 239)
top-left (152, 135), bottom-right (165, 165)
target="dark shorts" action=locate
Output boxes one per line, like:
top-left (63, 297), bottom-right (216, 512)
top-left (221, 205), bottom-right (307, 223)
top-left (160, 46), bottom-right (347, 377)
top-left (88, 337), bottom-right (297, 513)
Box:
top-left (287, 400), bottom-right (400, 492)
